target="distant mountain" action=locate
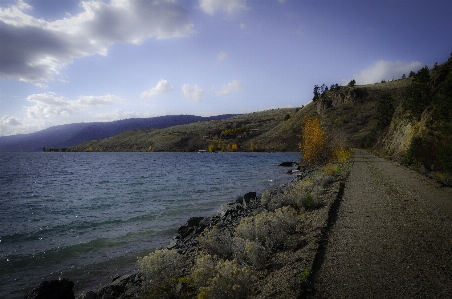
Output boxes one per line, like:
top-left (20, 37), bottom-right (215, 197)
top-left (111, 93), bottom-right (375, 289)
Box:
top-left (0, 115), bottom-right (236, 152)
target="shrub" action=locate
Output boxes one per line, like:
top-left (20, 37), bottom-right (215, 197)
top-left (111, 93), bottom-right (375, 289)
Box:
top-left (334, 147), bottom-right (352, 163)
top-left (191, 254), bottom-right (254, 299)
top-left (233, 237), bottom-right (269, 269)
top-left (261, 190), bottom-right (294, 211)
top-left (197, 226), bottom-right (233, 258)
top-left (138, 249), bottom-right (185, 296)
top-left (235, 206), bottom-right (298, 250)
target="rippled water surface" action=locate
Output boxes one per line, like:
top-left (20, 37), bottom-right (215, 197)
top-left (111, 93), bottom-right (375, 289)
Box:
top-left (0, 152), bottom-right (299, 298)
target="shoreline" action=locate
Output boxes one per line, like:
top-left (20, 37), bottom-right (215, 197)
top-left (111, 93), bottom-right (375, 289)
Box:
top-left (26, 160), bottom-right (351, 299)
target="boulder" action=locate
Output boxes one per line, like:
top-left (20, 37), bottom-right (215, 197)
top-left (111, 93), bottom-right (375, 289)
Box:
top-left (278, 161), bottom-right (297, 167)
top-left (24, 279), bottom-right (75, 299)
top-left (243, 192), bottom-right (256, 203)
top-left (177, 217), bottom-right (205, 238)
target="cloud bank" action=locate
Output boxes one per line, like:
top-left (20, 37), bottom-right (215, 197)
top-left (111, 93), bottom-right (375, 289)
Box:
top-left (0, 0), bottom-right (194, 86)
top-left (349, 60), bottom-right (424, 85)
top-left (25, 92), bottom-right (118, 119)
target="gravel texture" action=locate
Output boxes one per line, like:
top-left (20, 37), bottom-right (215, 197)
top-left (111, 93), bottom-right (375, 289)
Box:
top-left (311, 149), bottom-right (452, 298)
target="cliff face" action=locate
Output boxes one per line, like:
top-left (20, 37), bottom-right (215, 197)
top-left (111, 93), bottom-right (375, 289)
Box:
top-left (314, 54), bottom-right (452, 176)
top-left (316, 87), bottom-right (368, 113)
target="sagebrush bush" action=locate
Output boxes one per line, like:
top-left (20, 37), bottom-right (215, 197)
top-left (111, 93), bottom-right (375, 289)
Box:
top-left (197, 225), bottom-right (233, 258)
top-left (235, 206), bottom-right (298, 250)
top-left (262, 174), bottom-right (329, 212)
top-left (191, 254), bottom-right (254, 299)
top-left (233, 237), bottom-right (269, 269)
top-left (138, 249), bottom-right (185, 296)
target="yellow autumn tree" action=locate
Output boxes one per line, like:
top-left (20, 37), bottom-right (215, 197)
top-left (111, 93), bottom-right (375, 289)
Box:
top-left (300, 117), bottom-right (329, 165)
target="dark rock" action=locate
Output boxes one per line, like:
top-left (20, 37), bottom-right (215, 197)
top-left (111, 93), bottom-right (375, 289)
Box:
top-left (235, 196), bottom-right (244, 204)
top-left (186, 217), bottom-right (204, 227)
top-left (278, 161), bottom-right (297, 167)
top-left (167, 236), bottom-right (179, 249)
top-left (199, 217), bottom-right (212, 228)
top-left (287, 169), bottom-right (300, 174)
top-left (177, 217), bottom-right (204, 238)
top-left (220, 202), bottom-right (244, 218)
top-left (82, 291), bottom-right (98, 299)
top-left (24, 279), bottom-right (75, 299)
top-left (177, 225), bottom-right (194, 238)
top-left (243, 192), bottom-right (256, 203)
top-left (82, 273), bottom-right (144, 299)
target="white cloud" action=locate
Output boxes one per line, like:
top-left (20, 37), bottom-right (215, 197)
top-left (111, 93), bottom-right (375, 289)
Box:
top-left (1, 115), bottom-right (22, 127)
top-left (0, 115), bottom-right (27, 136)
top-left (217, 51), bottom-right (228, 61)
top-left (141, 79), bottom-right (174, 98)
top-left (217, 80), bottom-right (245, 96)
top-left (348, 60), bottom-right (424, 85)
top-left (0, 0), bottom-right (194, 86)
top-left (25, 92), bottom-right (118, 119)
top-left (199, 0), bottom-right (249, 15)
top-left (182, 84), bottom-right (204, 102)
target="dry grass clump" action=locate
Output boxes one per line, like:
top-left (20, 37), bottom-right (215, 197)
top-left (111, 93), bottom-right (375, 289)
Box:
top-left (191, 254), bottom-right (255, 299)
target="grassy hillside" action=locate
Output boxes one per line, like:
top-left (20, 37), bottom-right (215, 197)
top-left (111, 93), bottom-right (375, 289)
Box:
top-left (69, 108), bottom-right (299, 152)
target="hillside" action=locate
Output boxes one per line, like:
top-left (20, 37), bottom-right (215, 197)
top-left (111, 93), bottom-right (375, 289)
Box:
top-left (0, 115), bottom-right (235, 152)
top-left (69, 108), bottom-right (298, 152)
top-left (59, 54), bottom-right (452, 181)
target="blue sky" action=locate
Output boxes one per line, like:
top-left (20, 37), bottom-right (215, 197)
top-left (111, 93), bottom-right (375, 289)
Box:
top-left (1, 0), bottom-right (451, 136)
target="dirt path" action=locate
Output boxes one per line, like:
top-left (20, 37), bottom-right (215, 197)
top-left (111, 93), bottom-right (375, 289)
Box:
top-left (311, 149), bottom-right (452, 298)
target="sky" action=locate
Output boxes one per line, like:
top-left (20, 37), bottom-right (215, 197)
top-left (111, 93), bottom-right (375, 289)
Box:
top-left (1, 0), bottom-right (451, 136)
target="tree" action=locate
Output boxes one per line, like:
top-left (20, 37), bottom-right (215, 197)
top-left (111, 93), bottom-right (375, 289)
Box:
top-left (300, 117), bottom-right (329, 165)
top-left (347, 79), bottom-right (356, 87)
top-left (313, 85), bottom-right (320, 101)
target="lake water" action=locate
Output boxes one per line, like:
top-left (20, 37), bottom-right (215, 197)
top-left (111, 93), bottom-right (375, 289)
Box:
top-left (0, 152), bottom-right (300, 298)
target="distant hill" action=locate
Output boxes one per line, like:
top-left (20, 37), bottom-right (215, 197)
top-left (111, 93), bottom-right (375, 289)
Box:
top-left (0, 115), bottom-right (236, 152)
top-left (69, 108), bottom-right (298, 152)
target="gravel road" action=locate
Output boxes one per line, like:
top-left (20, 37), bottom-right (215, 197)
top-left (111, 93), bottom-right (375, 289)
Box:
top-left (311, 149), bottom-right (452, 298)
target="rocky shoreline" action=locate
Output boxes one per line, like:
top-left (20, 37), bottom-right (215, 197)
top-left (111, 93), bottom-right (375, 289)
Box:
top-left (26, 162), bottom-right (351, 299)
